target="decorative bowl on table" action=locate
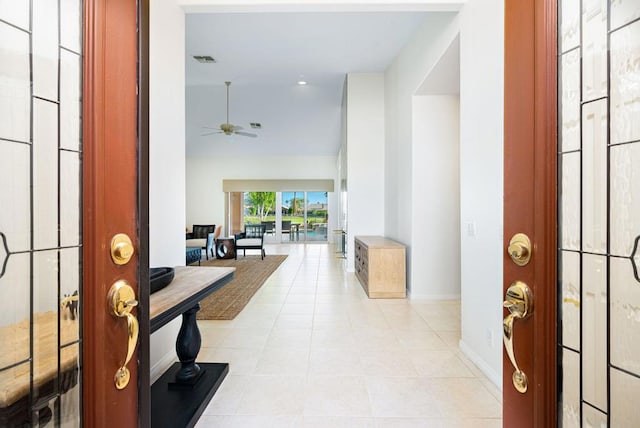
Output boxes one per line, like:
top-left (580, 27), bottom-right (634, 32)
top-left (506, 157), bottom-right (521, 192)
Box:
top-left (150, 267), bottom-right (175, 294)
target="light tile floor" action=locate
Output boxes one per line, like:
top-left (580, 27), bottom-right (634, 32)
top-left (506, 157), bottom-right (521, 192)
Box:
top-left (195, 243), bottom-right (502, 428)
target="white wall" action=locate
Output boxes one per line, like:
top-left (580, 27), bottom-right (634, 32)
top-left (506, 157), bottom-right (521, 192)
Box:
top-left (345, 73), bottom-right (386, 270)
top-left (457, 0), bottom-right (504, 387)
top-left (149, 0), bottom-right (186, 383)
top-left (383, 1), bottom-right (504, 387)
top-left (410, 95), bottom-right (460, 299)
top-left (384, 14), bottom-right (459, 291)
top-left (186, 155), bottom-right (339, 238)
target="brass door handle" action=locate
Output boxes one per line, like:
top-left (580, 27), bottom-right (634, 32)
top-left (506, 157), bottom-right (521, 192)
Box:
top-left (503, 280), bottom-right (533, 393)
top-left (107, 280), bottom-right (139, 390)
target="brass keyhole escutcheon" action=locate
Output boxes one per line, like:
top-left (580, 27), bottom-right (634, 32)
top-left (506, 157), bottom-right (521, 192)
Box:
top-left (111, 233), bottom-right (134, 265)
top-left (507, 233), bottom-right (531, 266)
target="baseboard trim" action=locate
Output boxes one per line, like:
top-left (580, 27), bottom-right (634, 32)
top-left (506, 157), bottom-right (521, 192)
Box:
top-left (459, 339), bottom-right (502, 389)
top-left (150, 350), bottom-right (177, 384)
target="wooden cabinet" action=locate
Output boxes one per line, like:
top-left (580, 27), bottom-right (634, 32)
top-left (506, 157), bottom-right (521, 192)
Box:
top-left (354, 236), bottom-right (406, 298)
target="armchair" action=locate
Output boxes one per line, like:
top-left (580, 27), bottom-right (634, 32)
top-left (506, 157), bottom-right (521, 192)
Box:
top-left (234, 224), bottom-right (266, 260)
top-left (186, 224), bottom-right (216, 260)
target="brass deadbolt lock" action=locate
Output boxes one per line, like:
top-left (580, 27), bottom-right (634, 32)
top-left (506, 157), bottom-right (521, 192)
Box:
top-left (111, 233), bottom-right (135, 265)
top-left (507, 233), bottom-right (531, 266)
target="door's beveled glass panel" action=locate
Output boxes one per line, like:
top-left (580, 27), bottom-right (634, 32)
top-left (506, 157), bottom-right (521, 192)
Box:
top-left (60, 50), bottom-right (81, 151)
top-left (582, 100), bottom-right (608, 254)
top-left (59, 343), bottom-right (80, 427)
top-left (562, 348), bottom-right (581, 426)
top-left (1, 1), bottom-right (82, 424)
top-left (610, 143), bottom-right (640, 257)
top-left (611, 0), bottom-right (640, 30)
top-left (582, 254), bottom-right (608, 411)
top-left (0, 141), bottom-right (31, 252)
top-left (610, 20), bottom-right (640, 145)
top-left (32, 0), bottom-right (59, 101)
top-left (561, 50), bottom-right (581, 152)
top-left (0, 0), bottom-right (30, 30)
top-left (561, 0), bottom-right (581, 52)
top-left (610, 367), bottom-right (640, 426)
top-left (60, 248), bottom-right (79, 345)
top-left (610, 257), bottom-right (640, 376)
top-left (60, 0), bottom-right (81, 53)
top-left (33, 250), bottom-right (59, 397)
top-left (60, 151), bottom-right (81, 247)
top-left (582, 0), bottom-right (608, 101)
top-left (0, 253), bottom-right (31, 364)
top-left (33, 99), bottom-right (59, 250)
top-left (561, 250), bottom-right (581, 350)
top-left (561, 153), bottom-right (581, 250)
top-left (0, 23), bottom-right (30, 143)
top-left (583, 403), bottom-right (608, 427)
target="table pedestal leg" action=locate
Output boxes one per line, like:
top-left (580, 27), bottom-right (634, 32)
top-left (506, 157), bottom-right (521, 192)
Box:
top-left (174, 303), bottom-right (202, 384)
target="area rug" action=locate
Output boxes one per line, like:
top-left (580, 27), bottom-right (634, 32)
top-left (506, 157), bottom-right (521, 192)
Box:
top-left (196, 255), bottom-right (287, 320)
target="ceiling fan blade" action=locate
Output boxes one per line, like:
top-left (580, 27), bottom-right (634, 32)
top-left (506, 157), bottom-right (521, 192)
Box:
top-left (231, 125), bottom-right (244, 131)
top-left (202, 126), bottom-right (219, 130)
top-left (235, 131), bottom-right (257, 138)
top-left (201, 131), bottom-right (222, 136)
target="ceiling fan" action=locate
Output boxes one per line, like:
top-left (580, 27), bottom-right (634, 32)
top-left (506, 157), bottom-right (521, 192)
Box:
top-left (202, 81), bottom-right (257, 138)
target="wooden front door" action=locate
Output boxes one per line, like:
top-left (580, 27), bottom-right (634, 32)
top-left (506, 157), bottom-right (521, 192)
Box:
top-left (503, 0), bottom-right (557, 426)
top-left (504, 0), bottom-right (640, 426)
top-left (83, 0), bottom-right (148, 426)
top-left (0, 0), bottom-right (146, 426)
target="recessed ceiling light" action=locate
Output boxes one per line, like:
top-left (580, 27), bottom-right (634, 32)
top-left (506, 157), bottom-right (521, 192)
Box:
top-left (297, 80), bottom-right (308, 86)
top-left (193, 55), bottom-right (216, 63)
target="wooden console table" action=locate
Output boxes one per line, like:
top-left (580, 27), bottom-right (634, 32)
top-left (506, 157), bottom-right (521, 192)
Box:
top-left (150, 266), bottom-right (235, 428)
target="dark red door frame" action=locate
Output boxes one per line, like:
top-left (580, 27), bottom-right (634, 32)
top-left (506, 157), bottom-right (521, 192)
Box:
top-left (503, 0), bottom-right (557, 426)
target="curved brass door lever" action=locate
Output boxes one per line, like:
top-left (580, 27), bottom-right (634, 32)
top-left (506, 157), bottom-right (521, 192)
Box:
top-left (503, 280), bottom-right (533, 393)
top-left (108, 280), bottom-right (139, 390)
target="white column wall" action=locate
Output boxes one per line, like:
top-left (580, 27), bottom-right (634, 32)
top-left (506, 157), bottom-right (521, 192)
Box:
top-left (410, 95), bottom-right (460, 299)
top-left (149, 0), bottom-right (185, 383)
top-left (345, 73), bottom-right (386, 271)
top-left (458, 0), bottom-right (504, 386)
top-left (384, 13), bottom-right (459, 292)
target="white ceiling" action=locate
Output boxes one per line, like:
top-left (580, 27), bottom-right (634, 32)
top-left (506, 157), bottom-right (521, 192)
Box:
top-left (185, 12), bottom-right (443, 157)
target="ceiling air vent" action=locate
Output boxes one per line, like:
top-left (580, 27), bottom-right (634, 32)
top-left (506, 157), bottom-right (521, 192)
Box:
top-left (250, 123), bottom-right (262, 129)
top-left (193, 55), bottom-right (216, 63)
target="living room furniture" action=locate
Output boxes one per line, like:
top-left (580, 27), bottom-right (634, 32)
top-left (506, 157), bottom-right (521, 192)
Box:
top-left (215, 237), bottom-right (236, 259)
top-left (354, 236), bottom-right (406, 298)
top-left (150, 266), bottom-right (235, 428)
top-left (281, 220), bottom-right (291, 240)
top-left (290, 223), bottom-right (301, 241)
top-left (186, 225), bottom-right (216, 260)
top-left (234, 224), bottom-right (266, 260)
top-left (261, 221), bottom-right (275, 235)
top-left (186, 247), bottom-right (201, 265)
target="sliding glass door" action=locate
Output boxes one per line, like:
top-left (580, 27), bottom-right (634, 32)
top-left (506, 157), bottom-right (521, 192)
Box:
top-left (306, 192), bottom-right (328, 241)
top-left (242, 192), bottom-right (276, 240)
top-left (281, 191), bottom-right (304, 242)
top-left (232, 191), bottom-right (329, 243)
